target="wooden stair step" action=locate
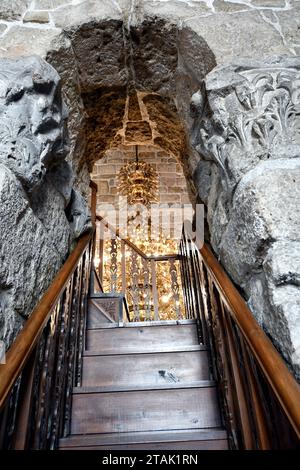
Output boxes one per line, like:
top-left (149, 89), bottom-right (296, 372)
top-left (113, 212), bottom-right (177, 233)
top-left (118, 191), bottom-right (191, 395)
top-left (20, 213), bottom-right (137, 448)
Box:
top-left (83, 344), bottom-right (207, 356)
top-left (70, 385), bottom-right (221, 435)
top-left (74, 380), bottom-right (216, 394)
top-left (59, 428), bottom-right (228, 450)
top-left (60, 440), bottom-right (228, 450)
top-left (121, 319), bottom-right (197, 327)
top-left (82, 350), bottom-right (211, 387)
top-left (87, 318), bottom-right (197, 330)
top-left (86, 323), bottom-right (199, 353)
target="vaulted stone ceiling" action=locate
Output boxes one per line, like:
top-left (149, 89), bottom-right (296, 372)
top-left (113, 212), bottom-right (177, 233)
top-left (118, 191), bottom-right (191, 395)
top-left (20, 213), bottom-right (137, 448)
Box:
top-left (82, 89), bottom-right (186, 171)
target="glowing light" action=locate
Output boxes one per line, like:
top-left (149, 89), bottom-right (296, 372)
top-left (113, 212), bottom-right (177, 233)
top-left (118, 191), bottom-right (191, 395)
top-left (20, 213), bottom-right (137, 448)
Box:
top-left (117, 146), bottom-right (159, 206)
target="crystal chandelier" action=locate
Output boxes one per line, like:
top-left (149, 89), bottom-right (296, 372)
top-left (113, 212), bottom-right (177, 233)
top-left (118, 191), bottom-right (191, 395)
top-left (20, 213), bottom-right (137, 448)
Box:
top-left (117, 145), bottom-right (159, 206)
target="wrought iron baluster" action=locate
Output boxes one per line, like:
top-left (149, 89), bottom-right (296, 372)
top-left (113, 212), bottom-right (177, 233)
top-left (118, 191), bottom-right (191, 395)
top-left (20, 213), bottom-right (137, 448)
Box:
top-left (151, 259), bottom-right (159, 321)
top-left (98, 222), bottom-right (104, 284)
top-left (110, 238), bottom-right (118, 293)
top-left (76, 247), bottom-right (91, 387)
top-left (49, 278), bottom-right (73, 449)
top-left (169, 258), bottom-right (182, 320)
top-left (142, 258), bottom-right (152, 321)
top-left (32, 300), bottom-right (61, 449)
top-left (121, 240), bottom-right (126, 295)
top-left (63, 259), bottom-right (82, 436)
top-left (130, 248), bottom-right (140, 322)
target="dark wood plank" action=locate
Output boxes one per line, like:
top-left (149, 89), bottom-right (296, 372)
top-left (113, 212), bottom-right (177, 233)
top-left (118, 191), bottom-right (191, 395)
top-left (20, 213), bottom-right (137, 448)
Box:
top-left (70, 386), bottom-right (221, 435)
top-left (86, 324), bottom-right (199, 353)
top-left (60, 439), bottom-right (228, 450)
top-left (83, 344), bottom-right (207, 356)
top-left (73, 380), bottom-right (215, 393)
top-left (59, 428), bottom-right (228, 447)
top-left (87, 300), bottom-right (113, 326)
top-left (88, 298), bottom-right (120, 326)
top-left (82, 350), bottom-right (210, 387)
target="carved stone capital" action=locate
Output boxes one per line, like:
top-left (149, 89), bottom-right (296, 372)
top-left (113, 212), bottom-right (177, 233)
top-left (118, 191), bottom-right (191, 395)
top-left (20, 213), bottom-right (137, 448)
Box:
top-left (192, 56), bottom-right (300, 189)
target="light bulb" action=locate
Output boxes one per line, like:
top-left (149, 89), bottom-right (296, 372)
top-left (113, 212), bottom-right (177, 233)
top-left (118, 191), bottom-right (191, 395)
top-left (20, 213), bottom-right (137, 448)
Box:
top-left (161, 294), bottom-right (170, 304)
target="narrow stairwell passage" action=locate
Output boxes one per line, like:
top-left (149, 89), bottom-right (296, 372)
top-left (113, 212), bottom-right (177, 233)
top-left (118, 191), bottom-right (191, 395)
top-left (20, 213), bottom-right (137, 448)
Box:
top-left (59, 302), bottom-right (228, 450)
top-left (2, 209), bottom-right (299, 449)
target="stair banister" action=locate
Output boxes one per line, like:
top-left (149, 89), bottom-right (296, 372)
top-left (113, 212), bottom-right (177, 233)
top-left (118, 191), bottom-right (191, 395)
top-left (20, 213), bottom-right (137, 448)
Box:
top-left (180, 228), bottom-right (300, 448)
top-left (96, 214), bottom-right (149, 260)
top-left (0, 180), bottom-right (98, 449)
top-left (0, 231), bottom-right (93, 411)
top-left (200, 243), bottom-right (300, 440)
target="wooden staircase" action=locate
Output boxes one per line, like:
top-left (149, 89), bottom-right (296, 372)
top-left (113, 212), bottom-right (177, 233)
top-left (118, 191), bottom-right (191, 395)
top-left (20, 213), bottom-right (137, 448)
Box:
top-left (2, 201), bottom-right (300, 449)
top-left (58, 299), bottom-right (228, 450)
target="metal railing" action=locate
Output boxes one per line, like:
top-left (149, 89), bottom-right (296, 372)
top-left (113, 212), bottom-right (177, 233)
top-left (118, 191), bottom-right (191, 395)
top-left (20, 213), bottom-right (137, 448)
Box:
top-left (95, 215), bottom-right (185, 323)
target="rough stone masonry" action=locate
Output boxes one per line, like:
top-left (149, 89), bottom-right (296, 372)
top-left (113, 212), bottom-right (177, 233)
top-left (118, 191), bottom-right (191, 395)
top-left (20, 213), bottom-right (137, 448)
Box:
top-left (0, 56), bottom-right (91, 347)
top-left (0, 1), bottom-right (299, 378)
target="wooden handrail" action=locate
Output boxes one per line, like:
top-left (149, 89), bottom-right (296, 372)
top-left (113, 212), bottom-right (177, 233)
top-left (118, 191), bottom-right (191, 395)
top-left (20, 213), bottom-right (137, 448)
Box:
top-left (89, 180), bottom-right (98, 192)
top-left (89, 181), bottom-right (98, 225)
top-left (0, 231), bottom-right (93, 411)
top-left (96, 214), bottom-right (148, 259)
top-left (200, 242), bottom-right (300, 439)
top-left (96, 214), bottom-right (178, 261)
top-left (149, 254), bottom-right (180, 262)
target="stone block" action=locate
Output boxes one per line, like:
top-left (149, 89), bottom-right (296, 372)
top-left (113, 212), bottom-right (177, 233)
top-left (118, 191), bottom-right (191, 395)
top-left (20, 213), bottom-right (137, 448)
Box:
top-left (158, 163), bottom-right (177, 173)
top-left (23, 10), bottom-right (50, 24)
top-left (0, 24), bottom-right (7, 36)
top-left (51, 0), bottom-right (122, 29)
top-left (96, 180), bottom-right (109, 194)
top-left (181, 194), bottom-right (191, 204)
top-left (143, 0), bottom-right (211, 22)
top-left (214, 0), bottom-right (251, 11)
top-left (185, 11), bottom-right (290, 65)
top-left (0, 26), bottom-right (60, 58)
top-left (250, 0), bottom-right (286, 6)
top-left (160, 193), bottom-right (181, 203)
top-left (0, 1), bottom-right (30, 20)
top-left (219, 159), bottom-right (300, 284)
top-left (276, 10), bottom-right (300, 51)
top-left (100, 165), bottom-right (116, 175)
top-left (34, 0), bottom-right (70, 9)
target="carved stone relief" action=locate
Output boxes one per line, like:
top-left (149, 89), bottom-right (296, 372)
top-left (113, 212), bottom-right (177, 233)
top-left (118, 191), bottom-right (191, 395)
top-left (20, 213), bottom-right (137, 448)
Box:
top-left (0, 56), bottom-right (91, 349)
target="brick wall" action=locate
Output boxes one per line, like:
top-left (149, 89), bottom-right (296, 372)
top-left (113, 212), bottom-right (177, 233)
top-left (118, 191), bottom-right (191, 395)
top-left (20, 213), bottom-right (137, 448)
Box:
top-left (91, 145), bottom-right (191, 211)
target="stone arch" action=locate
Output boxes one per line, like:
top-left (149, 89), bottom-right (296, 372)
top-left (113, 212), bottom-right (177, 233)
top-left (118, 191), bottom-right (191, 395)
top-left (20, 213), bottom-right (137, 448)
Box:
top-left (45, 17), bottom-right (217, 197)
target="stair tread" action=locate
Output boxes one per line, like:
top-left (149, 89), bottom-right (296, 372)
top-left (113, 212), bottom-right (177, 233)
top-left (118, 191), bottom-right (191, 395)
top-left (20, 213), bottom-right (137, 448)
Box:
top-left (73, 380), bottom-right (216, 395)
top-left (87, 319), bottom-right (197, 331)
top-left (70, 386), bottom-right (221, 434)
top-left (83, 344), bottom-right (207, 356)
top-left (59, 428), bottom-right (227, 448)
top-left (86, 323), bottom-right (200, 353)
top-left (82, 349), bottom-right (210, 387)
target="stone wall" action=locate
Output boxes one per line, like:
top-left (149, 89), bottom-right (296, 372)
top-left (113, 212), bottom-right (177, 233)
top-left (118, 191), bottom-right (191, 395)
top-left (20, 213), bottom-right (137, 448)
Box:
top-left (0, 56), bottom-right (91, 348)
top-left (91, 145), bottom-right (191, 209)
top-left (0, 1), bottom-right (298, 57)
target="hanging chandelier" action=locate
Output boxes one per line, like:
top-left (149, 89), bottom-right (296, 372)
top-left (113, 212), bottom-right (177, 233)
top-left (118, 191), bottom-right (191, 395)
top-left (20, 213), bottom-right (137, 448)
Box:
top-left (117, 145), bottom-right (159, 206)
